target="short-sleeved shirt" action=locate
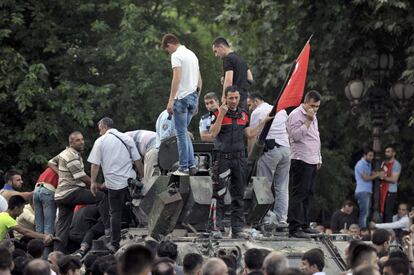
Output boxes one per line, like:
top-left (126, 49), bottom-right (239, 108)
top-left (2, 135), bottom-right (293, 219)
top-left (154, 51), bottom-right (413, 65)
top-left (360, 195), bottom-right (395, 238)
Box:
top-left (155, 110), bottom-right (176, 147)
top-left (171, 45), bottom-right (199, 99)
top-left (1, 184), bottom-right (15, 191)
top-left (0, 212), bottom-right (17, 241)
top-left (250, 102), bottom-right (289, 148)
top-left (354, 158), bottom-right (373, 193)
top-left (52, 147), bottom-right (88, 200)
top-left (125, 130), bottom-right (157, 158)
top-left (199, 112), bottom-right (214, 134)
top-left (0, 195), bottom-right (8, 212)
top-left (387, 160), bottom-right (401, 193)
top-left (223, 52), bottom-right (249, 95)
top-left (88, 128), bottom-right (140, 190)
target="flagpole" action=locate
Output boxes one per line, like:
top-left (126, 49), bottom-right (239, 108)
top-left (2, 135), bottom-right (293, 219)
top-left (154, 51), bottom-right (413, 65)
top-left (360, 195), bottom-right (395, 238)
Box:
top-left (247, 35), bottom-right (313, 184)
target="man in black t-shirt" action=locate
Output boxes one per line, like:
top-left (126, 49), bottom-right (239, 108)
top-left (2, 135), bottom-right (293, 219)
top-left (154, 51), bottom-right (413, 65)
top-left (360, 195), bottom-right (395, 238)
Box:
top-left (212, 37), bottom-right (253, 110)
top-left (330, 200), bottom-right (358, 233)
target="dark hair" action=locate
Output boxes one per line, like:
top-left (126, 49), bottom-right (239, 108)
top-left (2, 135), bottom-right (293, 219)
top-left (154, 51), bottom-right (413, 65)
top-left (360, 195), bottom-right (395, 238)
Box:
top-left (247, 93), bottom-right (265, 101)
top-left (383, 257), bottom-right (409, 275)
top-left (98, 117), bottom-right (114, 129)
top-left (157, 241), bottom-right (178, 261)
top-left (204, 92), bottom-right (219, 101)
top-left (350, 243), bottom-right (377, 269)
top-left (280, 268), bottom-right (305, 275)
top-left (120, 244), bottom-right (153, 275)
top-left (212, 37), bottom-right (230, 47)
top-left (224, 85), bottom-right (239, 96)
top-left (105, 264), bottom-right (118, 275)
top-left (58, 256), bottom-right (81, 275)
top-left (13, 248), bottom-right (27, 259)
top-left (27, 239), bottom-right (45, 259)
top-left (343, 199), bottom-right (356, 208)
top-left (24, 259), bottom-right (51, 275)
top-left (91, 255), bottom-right (116, 275)
top-left (385, 145), bottom-right (396, 152)
top-left (304, 90), bottom-right (321, 103)
top-left (161, 33), bottom-right (180, 49)
top-left (220, 255), bottom-right (237, 270)
top-left (302, 248), bottom-right (324, 272)
top-left (13, 256), bottom-right (30, 275)
top-left (183, 253), bottom-right (204, 274)
top-left (388, 250), bottom-right (409, 265)
top-left (83, 254), bottom-right (98, 275)
top-left (0, 245), bottom-right (12, 270)
top-left (362, 147), bottom-right (374, 155)
top-left (145, 239), bottom-right (159, 259)
top-left (152, 258), bottom-right (175, 275)
top-left (4, 169), bottom-right (21, 183)
top-left (372, 229), bottom-right (391, 245)
top-left (244, 248), bottom-right (263, 270)
top-left (8, 195), bottom-right (26, 210)
top-left (353, 265), bottom-right (380, 275)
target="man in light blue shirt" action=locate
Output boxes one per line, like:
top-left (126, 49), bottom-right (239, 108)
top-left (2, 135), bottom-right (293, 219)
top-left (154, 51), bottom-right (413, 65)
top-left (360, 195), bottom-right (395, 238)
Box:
top-left (354, 147), bottom-right (380, 228)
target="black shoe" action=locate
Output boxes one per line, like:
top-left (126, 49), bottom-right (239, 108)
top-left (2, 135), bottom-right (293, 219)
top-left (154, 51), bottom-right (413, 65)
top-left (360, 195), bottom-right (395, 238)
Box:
top-left (290, 230), bottom-right (311, 239)
top-left (232, 232), bottom-right (249, 239)
top-left (189, 166), bottom-right (198, 176)
top-left (303, 227), bottom-right (320, 234)
top-left (105, 243), bottom-right (119, 254)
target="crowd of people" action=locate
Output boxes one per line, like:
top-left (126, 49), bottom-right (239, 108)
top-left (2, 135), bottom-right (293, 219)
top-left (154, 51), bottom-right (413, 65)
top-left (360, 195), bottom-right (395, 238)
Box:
top-left (0, 32), bottom-right (411, 275)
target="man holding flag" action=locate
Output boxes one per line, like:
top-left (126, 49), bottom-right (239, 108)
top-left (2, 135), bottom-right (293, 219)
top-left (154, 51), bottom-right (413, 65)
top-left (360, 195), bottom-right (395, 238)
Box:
top-left (287, 90), bottom-right (322, 238)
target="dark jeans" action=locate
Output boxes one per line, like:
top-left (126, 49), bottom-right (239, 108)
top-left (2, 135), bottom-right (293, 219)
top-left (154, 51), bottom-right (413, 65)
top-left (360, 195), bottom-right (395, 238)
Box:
top-left (384, 192), bottom-right (397, 223)
top-left (108, 187), bottom-right (129, 248)
top-left (287, 159), bottom-right (317, 232)
top-left (55, 188), bottom-right (109, 252)
top-left (212, 157), bottom-right (247, 234)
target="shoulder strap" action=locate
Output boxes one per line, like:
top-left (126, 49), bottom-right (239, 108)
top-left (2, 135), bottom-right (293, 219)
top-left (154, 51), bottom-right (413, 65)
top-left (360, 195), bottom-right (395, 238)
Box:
top-left (109, 132), bottom-right (132, 160)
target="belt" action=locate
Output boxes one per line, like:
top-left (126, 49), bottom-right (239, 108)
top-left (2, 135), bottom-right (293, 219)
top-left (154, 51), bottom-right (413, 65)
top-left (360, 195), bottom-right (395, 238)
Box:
top-left (217, 151), bottom-right (246, 159)
top-left (35, 182), bottom-right (56, 192)
top-left (264, 139), bottom-right (280, 151)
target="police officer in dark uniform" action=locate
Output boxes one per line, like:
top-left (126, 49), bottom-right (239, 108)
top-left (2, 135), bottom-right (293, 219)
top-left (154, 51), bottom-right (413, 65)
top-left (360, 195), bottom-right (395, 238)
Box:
top-left (199, 92), bottom-right (220, 142)
top-left (209, 85), bottom-right (271, 238)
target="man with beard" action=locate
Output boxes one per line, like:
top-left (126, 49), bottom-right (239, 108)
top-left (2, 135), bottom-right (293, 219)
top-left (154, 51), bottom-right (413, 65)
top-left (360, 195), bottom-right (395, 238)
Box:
top-left (354, 147), bottom-right (380, 228)
top-left (199, 92), bottom-right (220, 142)
top-left (379, 145), bottom-right (402, 223)
top-left (50, 131), bottom-right (110, 253)
top-left (209, 85), bottom-right (271, 238)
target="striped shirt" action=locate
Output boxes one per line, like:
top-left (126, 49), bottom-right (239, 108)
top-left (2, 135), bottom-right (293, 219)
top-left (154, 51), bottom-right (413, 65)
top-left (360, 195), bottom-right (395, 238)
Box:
top-left (49, 147), bottom-right (87, 200)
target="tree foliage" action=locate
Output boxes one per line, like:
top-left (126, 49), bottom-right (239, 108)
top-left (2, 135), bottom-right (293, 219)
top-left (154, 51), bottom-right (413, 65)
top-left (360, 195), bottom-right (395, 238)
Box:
top-left (1, 0), bottom-right (413, 220)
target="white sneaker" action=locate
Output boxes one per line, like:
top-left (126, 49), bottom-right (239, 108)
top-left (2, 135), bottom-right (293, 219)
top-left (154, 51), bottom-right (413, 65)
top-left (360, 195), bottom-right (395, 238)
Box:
top-left (172, 169), bottom-right (189, 176)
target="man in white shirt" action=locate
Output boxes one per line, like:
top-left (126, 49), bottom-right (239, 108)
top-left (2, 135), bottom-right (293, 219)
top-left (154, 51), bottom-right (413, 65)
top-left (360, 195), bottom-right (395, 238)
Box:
top-left (301, 248), bottom-right (326, 275)
top-left (371, 202), bottom-right (410, 232)
top-left (161, 33), bottom-right (202, 176)
top-left (247, 93), bottom-right (290, 228)
top-left (88, 117), bottom-right (144, 253)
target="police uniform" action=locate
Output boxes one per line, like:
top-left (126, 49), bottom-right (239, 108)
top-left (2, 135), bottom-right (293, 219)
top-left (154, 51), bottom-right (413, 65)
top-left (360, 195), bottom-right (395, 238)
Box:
top-left (211, 108), bottom-right (249, 235)
top-left (199, 112), bottom-right (214, 135)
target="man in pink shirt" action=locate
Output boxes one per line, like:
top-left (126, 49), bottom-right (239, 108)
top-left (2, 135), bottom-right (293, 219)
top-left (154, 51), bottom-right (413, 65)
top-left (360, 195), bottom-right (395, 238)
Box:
top-left (287, 90), bottom-right (322, 238)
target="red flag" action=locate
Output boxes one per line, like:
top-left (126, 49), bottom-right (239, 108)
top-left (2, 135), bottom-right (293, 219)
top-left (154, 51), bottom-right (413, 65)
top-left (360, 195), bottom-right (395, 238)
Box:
top-left (276, 40), bottom-right (311, 112)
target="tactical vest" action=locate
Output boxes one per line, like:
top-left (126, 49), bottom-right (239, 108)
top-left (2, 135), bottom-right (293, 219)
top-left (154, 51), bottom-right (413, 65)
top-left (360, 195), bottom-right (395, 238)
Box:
top-left (213, 108), bottom-right (249, 153)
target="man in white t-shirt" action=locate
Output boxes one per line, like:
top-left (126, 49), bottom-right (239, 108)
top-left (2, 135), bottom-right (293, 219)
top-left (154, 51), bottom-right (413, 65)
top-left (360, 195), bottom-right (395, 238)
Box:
top-left (247, 93), bottom-right (290, 228)
top-left (88, 117), bottom-right (144, 253)
top-left (161, 33), bottom-right (202, 176)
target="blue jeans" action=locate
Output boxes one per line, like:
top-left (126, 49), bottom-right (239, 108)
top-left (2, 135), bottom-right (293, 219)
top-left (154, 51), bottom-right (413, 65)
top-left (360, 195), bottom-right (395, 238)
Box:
top-left (355, 192), bottom-right (372, 228)
top-left (173, 92), bottom-right (198, 170)
top-left (33, 186), bottom-right (57, 234)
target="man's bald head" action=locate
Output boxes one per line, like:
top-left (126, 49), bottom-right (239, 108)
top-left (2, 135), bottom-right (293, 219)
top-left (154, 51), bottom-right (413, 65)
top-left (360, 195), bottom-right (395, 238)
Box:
top-left (68, 131), bottom-right (84, 152)
top-left (263, 252), bottom-right (289, 275)
top-left (202, 258), bottom-right (228, 275)
top-left (24, 259), bottom-right (51, 275)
